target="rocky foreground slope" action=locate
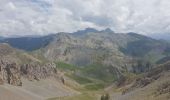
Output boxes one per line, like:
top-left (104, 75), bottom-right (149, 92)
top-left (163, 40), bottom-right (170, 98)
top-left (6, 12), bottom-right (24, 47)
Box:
top-left (0, 43), bottom-right (79, 100)
top-left (0, 43), bottom-right (60, 84)
top-left (0, 60), bottom-right (58, 86)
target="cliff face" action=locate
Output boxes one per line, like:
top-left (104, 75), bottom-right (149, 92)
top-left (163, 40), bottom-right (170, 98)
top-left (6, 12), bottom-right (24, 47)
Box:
top-left (20, 63), bottom-right (57, 81)
top-left (0, 59), bottom-right (58, 86)
top-left (0, 60), bottom-right (22, 86)
top-left (0, 43), bottom-right (59, 86)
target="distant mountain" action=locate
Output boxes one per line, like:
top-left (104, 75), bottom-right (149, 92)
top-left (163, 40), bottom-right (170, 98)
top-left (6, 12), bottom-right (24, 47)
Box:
top-left (149, 33), bottom-right (170, 41)
top-left (0, 34), bottom-right (55, 51)
top-left (0, 36), bottom-right (4, 40)
top-left (38, 29), bottom-right (170, 68)
top-left (120, 32), bottom-right (168, 57)
top-left (1, 28), bottom-right (170, 66)
top-left (72, 27), bottom-right (99, 36)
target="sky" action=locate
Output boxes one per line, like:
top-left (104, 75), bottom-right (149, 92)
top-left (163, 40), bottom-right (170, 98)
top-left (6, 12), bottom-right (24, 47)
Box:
top-left (0, 0), bottom-right (170, 37)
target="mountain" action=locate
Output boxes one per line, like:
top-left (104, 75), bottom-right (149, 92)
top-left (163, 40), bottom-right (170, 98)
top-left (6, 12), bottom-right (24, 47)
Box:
top-left (32, 28), bottom-right (170, 89)
top-left (121, 32), bottom-right (168, 57)
top-left (0, 28), bottom-right (170, 100)
top-left (1, 28), bottom-right (170, 83)
top-left (149, 33), bottom-right (170, 41)
top-left (0, 43), bottom-right (78, 100)
top-left (0, 34), bottom-right (55, 51)
top-left (116, 61), bottom-right (170, 100)
top-left (0, 43), bottom-right (45, 64)
top-left (40, 29), bottom-right (170, 65)
top-left (1, 29), bottom-right (169, 63)
top-left (72, 27), bottom-right (100, 36)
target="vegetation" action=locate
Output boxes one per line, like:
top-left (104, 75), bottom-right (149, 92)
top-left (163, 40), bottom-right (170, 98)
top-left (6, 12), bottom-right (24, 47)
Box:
top-left (66, 74), bottom-right (93, 84)
top-left (100, 93), bottom-right (110, 100)
top-left (56, 62), bottom-right (116, 86)
top-left (83, 63), bottom-right (116, 83)
top-left (56, 62), bottom-right (80, 71)
top-left (84, 83), bottom-right (104, 90)
top-left (48, 93), bottom-right (97, 100)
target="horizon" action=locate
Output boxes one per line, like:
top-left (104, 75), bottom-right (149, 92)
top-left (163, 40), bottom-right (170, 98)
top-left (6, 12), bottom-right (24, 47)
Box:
top-left (0, 27), bottom-right (161, 39)
top-left (0, 27), bottom-right (169, 41)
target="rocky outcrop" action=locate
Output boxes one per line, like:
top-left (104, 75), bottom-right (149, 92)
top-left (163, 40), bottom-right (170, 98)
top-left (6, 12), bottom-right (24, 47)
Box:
top-left (0, 74), bottom-right (3, 85)
top-left (0, 60), bottom-right (22, 86)
top-left (156, 81), bottom-right (170, 95)
top-left (0, 59), bottom-right (58, 86)
top-left (122, 61), bottom-right (170, 95)
top-left (20, 63), bottom-right (57, 81)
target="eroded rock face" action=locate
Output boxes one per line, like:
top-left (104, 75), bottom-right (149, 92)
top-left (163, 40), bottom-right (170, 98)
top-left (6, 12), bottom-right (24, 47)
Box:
top-left (0, 60), bottom-right (22, 86)
top-left (20, 63), bottom-right (57, 81)
top-left (0, 59), bottom-right (58, 86)
top-left (0, 75), bottom-right (3, 85)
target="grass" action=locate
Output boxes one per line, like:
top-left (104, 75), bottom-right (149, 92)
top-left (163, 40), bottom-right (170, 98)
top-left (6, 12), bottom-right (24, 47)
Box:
top-left (56, 62), bottom-right (80, 71)
top-left (48, 93), bottom-right (97, 100)
top-left (55, 62), bottom-right (115, 84)
top-left (55, 62), bottom-right (116, 92)
top-left (83, 63), bottom-right (116, 83)
top-left (84, 83), bottom-right (104, 91)
top-left (66, 74), bottom-right (93, 84)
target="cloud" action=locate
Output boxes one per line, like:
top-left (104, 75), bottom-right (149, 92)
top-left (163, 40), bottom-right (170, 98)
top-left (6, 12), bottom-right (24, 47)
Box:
top-left (0, 0), bottom-right (170, 37)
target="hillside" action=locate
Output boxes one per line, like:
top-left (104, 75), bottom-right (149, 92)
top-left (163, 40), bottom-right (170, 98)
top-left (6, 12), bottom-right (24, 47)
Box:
top-left (0, 35), bottom-right (55, 51)
top-left (1, 29), bottom-right (170, 87)
top-left (0, 28), bottom-right (170, 100)
top-left (0, 43), bottom-right (79, 100)
top-left (108, 61), bottom-right (170, 100)
top-left (1, 28), bottom-right (169, 65)
top-left (40, 28), bottom-right (169, 66)
top-left (0, 43), bottom-right (41, 63)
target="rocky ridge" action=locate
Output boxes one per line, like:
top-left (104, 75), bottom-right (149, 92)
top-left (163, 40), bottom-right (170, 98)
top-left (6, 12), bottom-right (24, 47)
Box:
top-left (0, 60), bottom-right (21, 86)
top-left (20, 62), bottom-right (57, 81)
top-left (0, 59), bottom-right (59, 86)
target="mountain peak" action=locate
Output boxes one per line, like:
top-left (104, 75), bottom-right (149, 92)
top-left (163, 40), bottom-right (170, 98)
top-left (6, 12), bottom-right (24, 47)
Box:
top-left (100, 28), bottom-right (114, 33)
top-left (84, 27), bottom-right (98, 32)
top-left (127, 32), bottom-right (149, 39)
top-left (72, 27), bottom-right (99, 36)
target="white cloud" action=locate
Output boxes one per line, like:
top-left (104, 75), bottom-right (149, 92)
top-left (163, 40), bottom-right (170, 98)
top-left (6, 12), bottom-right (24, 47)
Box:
top-left (0, 0), bottom-right (170, 37)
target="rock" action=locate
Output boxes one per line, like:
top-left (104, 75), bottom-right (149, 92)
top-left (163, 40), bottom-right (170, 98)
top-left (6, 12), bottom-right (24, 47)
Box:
top-left (0, 75), bottom-right (3, 85)
top-left (134, 77), bottom-right (153, 88)
top-left (156, 81), bottom-right (170, 96)
top-left (0, 59), bottom-right (59, 86)
top-left (20, 63), bottom-right (57, 81)
top-left (0, 60), bottom-right (22, 86)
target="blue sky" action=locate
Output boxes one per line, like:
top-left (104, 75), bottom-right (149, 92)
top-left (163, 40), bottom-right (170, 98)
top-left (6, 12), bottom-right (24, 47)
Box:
top-left (0, 0), bottom-right (170, 37)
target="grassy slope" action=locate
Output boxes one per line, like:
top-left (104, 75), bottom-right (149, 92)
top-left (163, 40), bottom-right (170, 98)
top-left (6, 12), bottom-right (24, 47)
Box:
top-left (46, 62), bottom-right (115, 100)
top-left (56, 62), bottom-right (116, 90)
top-left (48, 93), bottom-right (98, 100)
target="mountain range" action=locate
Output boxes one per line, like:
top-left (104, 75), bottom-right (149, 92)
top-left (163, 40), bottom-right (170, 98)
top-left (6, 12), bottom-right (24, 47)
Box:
top-left (0, 28), bottom-right (170, 100)
top-left (1, 28), bottom-right (170, 64)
